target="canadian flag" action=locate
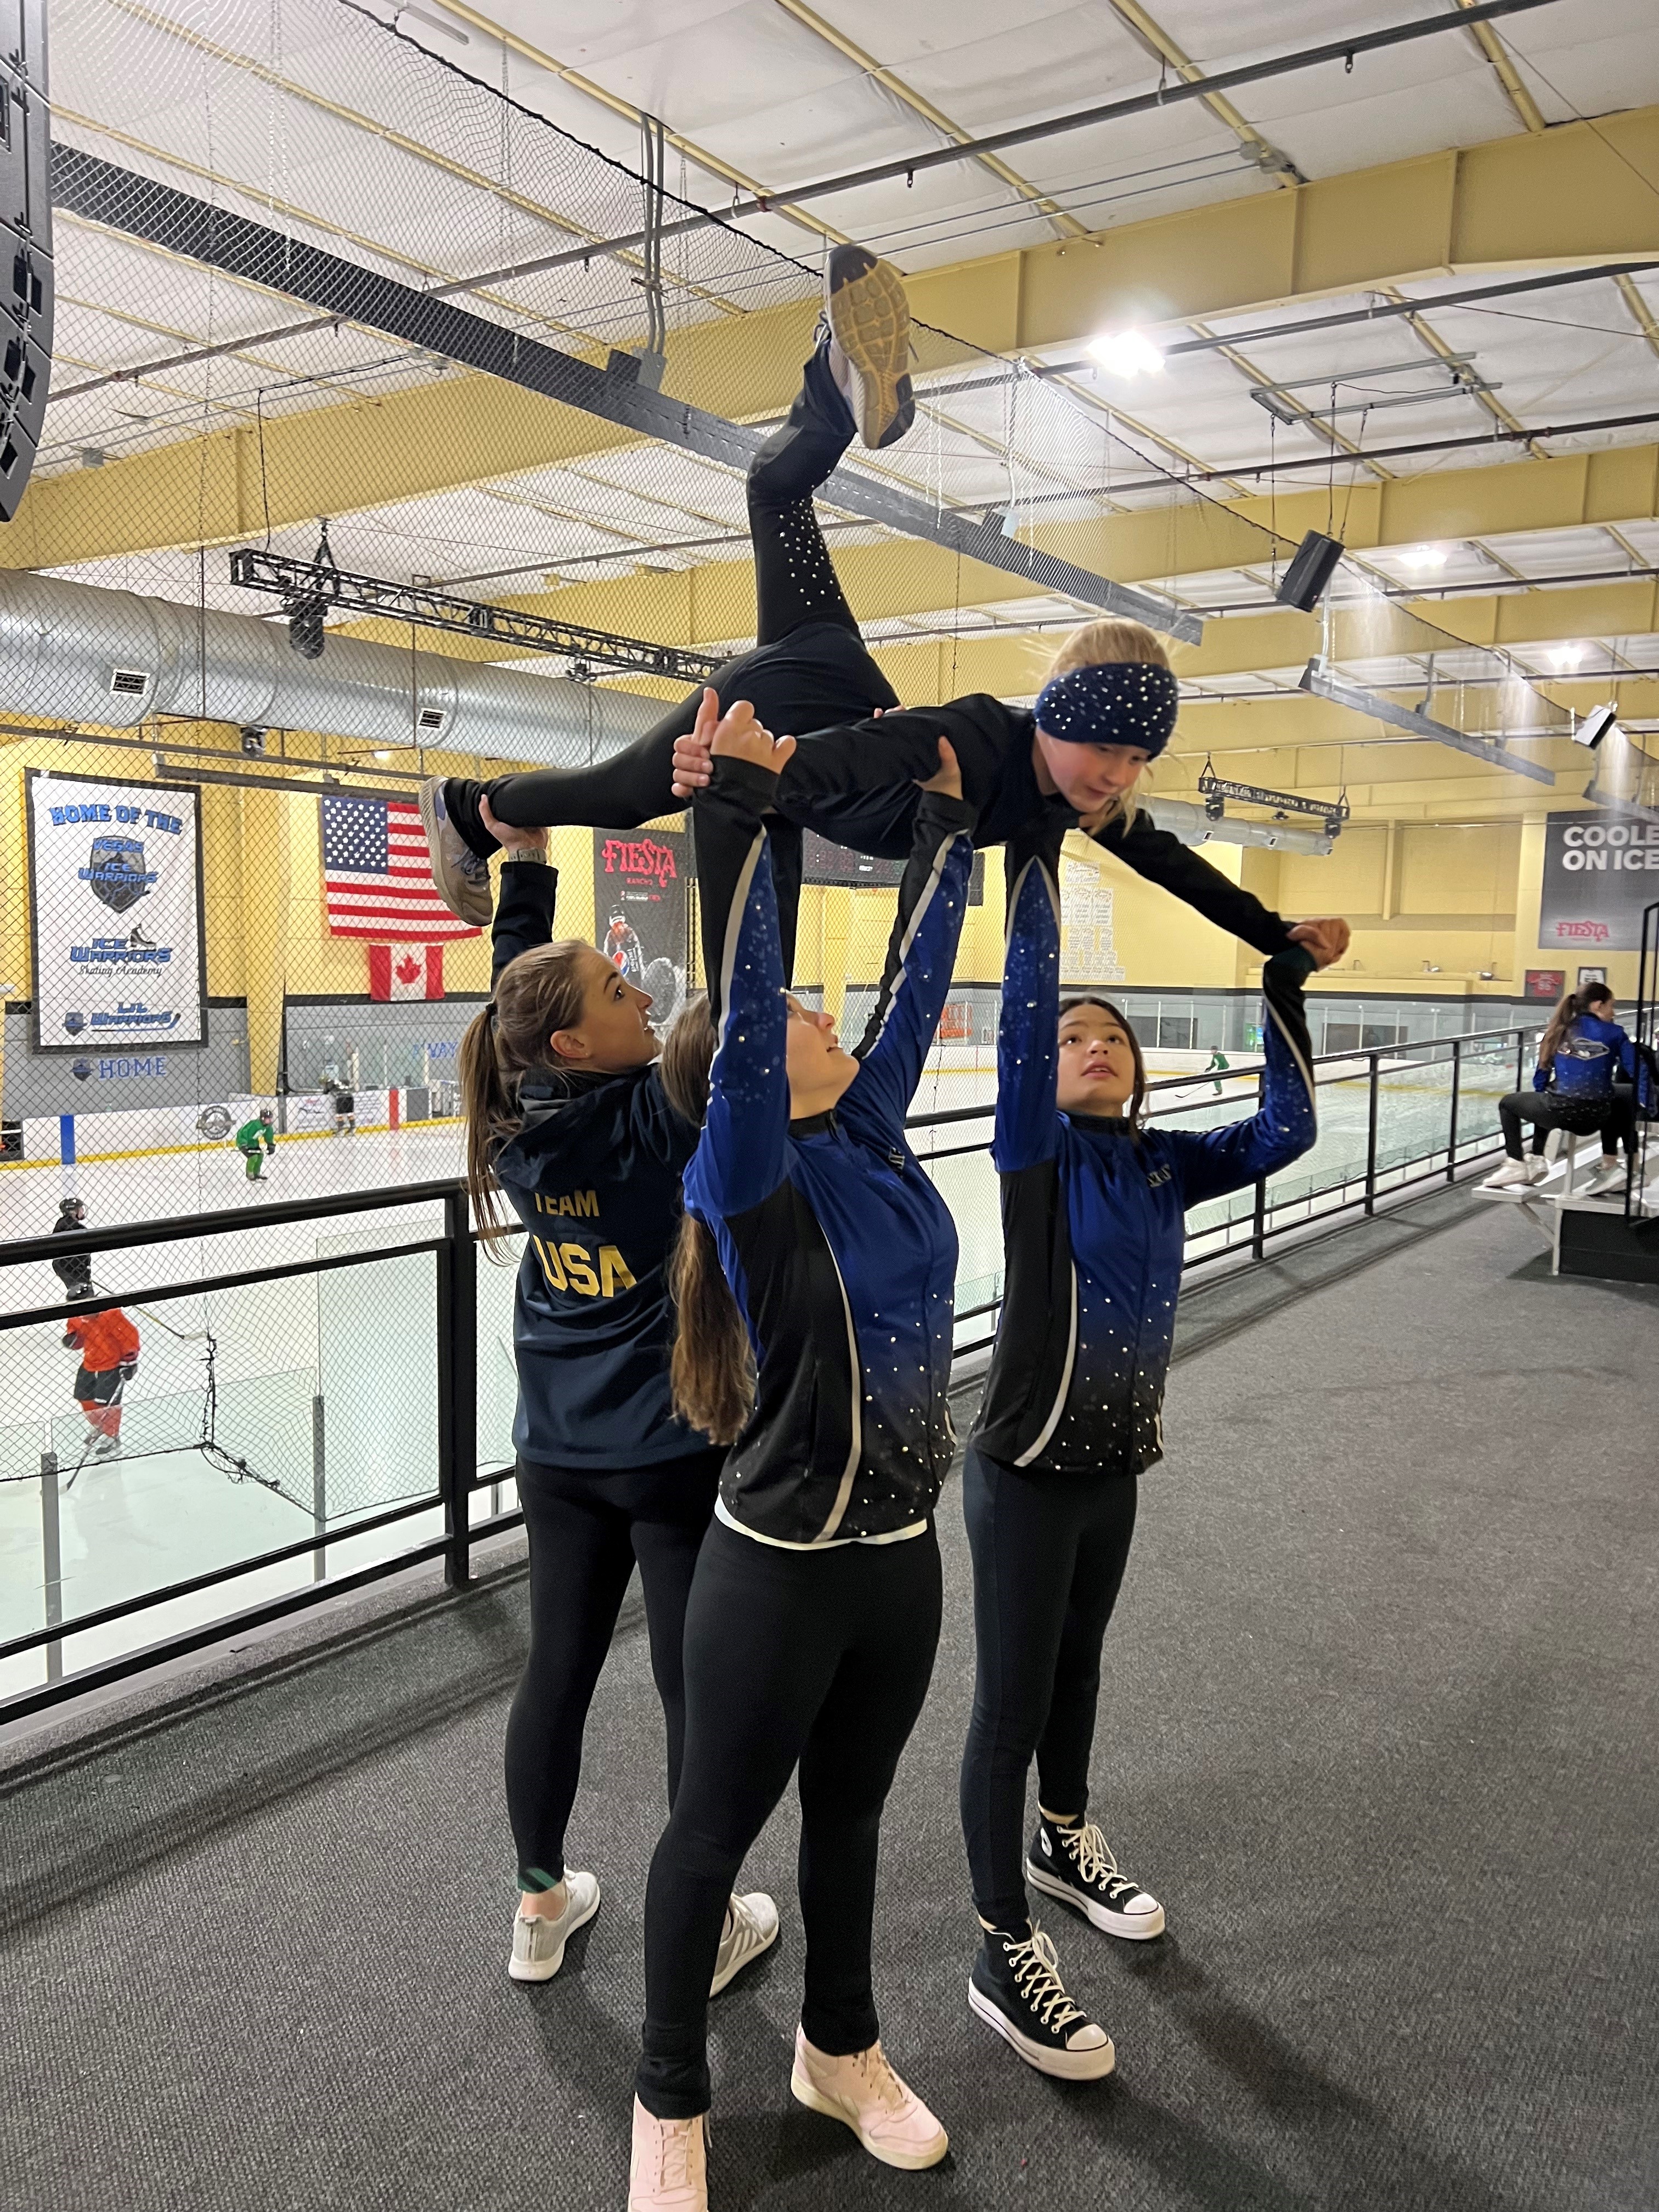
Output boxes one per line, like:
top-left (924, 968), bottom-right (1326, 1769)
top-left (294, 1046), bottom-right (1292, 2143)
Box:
top-left (369, 944), bottom-right (445, 1001)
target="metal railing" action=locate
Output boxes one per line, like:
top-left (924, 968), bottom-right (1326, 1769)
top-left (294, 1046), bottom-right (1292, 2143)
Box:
top-left (0, 1022), bottom-right (1538, 1725)
top-left (911, 1022), bottom-right (1539, 1356)
top-left (0, 1181), bottom-right (500, 1724)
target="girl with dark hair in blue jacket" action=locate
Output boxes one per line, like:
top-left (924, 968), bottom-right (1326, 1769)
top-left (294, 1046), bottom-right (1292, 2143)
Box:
top-left (624, 716), bottom-right (972, 2211)
top-left (1485, 982), bottom-right (1641, 1196)
top-left (958, 813), bottom-right (1319, 2081)
top-left (457, 768), bottom-right (777, 2000)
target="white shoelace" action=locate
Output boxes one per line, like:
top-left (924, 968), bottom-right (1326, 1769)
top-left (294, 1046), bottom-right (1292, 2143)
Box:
top-left (1065, 1821), bottom-right (1137, 1902)
top-left (1006, 1928), bottom-right (1086, 2034)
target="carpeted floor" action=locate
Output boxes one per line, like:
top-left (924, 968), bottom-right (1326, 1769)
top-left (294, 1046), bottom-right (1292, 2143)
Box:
top-left (3, 1190), bottom-right (1656, 2211)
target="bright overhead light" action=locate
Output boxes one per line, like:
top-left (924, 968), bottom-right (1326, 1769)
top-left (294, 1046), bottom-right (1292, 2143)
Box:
top-left (1549, 642), bottom-right (1587, 670)
top-left (1088, 329), bottom-right (1165, 379)
top-left (1400, 545), bottom-right (1448, 573)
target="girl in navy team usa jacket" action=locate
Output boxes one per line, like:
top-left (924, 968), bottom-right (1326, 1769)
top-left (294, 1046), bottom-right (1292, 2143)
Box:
top-left (457, 786), bottom-right (776, 2000)
top-left (626, 715), bottom-right (970, 2207)
top-left (958, 812), bottom-right (1318, 2083)
top-left (1486, 981), bottom-right (1644, 1195)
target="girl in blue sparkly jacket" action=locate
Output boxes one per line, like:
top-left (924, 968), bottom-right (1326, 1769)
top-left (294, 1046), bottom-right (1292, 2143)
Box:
top-left (959, 810), bottom-right (1318, 2084)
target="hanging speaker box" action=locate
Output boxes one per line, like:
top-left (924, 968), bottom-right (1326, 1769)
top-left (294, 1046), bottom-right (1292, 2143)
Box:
top-left (1274, 531), bottom-right (1345, 613)
top-left (0, 0), bottom-right (50, 526)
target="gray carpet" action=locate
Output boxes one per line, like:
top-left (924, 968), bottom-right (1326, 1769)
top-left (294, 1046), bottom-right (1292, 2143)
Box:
top-left (4, 1190), bottom-right (1656, 2211)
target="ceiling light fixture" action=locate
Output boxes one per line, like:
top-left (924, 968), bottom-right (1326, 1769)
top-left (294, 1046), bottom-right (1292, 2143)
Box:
top-left (1549, 642), bottom-right (1588, 671)
top-left (1087, 329), bottom-right (1165, 380)
top-left (1401, 545), bottom-right (1449, 573)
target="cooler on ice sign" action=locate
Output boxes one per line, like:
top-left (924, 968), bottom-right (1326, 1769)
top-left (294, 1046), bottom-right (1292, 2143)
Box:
top-left (26, 770), bottom-right (206, 1051)
top-left (1537, 810), bottom-right (1659, 955)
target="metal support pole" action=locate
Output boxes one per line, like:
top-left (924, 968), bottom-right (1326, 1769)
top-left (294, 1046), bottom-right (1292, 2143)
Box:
top-left (40, 1450), bottom-right (63, 1683)
top-left (436, 1184), bottom-right (477, 1588)
top-left (1364, 1052), bottom-right (1380, 1215)
top-left (1447, 1037), bottom-right (1462, 1183)
top-left (1250, 1064), bottom-right (1268, 1259)
top-left (311, 1394), bottom-right (327, 1585)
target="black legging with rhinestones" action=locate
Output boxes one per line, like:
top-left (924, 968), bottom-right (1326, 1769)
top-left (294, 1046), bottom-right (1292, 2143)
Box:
top-left (450, 345), bottom-right (897, 866)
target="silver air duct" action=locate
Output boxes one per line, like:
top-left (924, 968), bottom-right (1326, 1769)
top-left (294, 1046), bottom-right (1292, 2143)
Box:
top-left (0, 569), bottom-right (667, 759)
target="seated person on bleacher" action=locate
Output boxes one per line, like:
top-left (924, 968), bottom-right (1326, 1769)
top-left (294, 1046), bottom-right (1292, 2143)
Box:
top-left (1485, 982), bottom-right (1638, 1197)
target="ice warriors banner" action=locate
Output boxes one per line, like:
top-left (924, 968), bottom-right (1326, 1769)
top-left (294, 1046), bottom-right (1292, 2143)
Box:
top-left (26, 770), bottom-right (206, 1051)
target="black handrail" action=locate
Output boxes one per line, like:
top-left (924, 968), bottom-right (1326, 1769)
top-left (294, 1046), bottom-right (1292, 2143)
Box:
top-left (2, 1020), bottom-right (1540, 1725)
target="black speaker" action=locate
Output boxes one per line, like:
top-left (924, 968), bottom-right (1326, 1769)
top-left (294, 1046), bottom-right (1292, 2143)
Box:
top-left (1274, 530), bottom-right (1345, 613)
top-left (0, 0), bottom-right (49, 525)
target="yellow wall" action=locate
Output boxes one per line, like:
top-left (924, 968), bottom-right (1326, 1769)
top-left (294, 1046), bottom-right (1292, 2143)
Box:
top-left (6, 712), bottom-right (1638, 1104)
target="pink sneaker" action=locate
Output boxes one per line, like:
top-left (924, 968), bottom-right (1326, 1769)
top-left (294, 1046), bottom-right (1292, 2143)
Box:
top-left (628, 2096), bottom-right (708, 2210)
top-left (789, 2027), bottom-right (948, 2170)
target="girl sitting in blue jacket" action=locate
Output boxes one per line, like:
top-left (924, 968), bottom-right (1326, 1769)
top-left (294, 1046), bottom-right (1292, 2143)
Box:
top-left (1486, 982), bottom-right (1638, 1196)
top-left (959, 812), bottom-right (1319, 2082)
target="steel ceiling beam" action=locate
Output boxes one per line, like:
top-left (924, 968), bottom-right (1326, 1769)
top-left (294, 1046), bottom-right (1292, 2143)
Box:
top-left (459, 0), bottom-right (1565, 264)
top-left (50, 147), bottom-right (1201, 642)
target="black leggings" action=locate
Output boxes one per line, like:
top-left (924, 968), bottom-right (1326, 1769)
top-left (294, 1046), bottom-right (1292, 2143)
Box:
top-left (477, 351), bottom-right (893, 839)
top-left (505, 1450), bottom-right (723, 1893)
top-left (959, 1447), bottom-right (1138, 1935)
top-left (1498, 1088), bottom-right (1635, 1161)
top-left (636, 1518), bottom-right (944, 2119)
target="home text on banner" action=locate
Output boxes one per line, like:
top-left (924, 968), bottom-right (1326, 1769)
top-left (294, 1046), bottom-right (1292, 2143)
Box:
top-left (26, 770), bottom-right (206, 1052)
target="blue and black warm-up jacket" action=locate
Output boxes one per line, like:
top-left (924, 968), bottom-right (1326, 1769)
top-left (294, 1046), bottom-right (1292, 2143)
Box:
top-left (487, 857), bottom-right (708, 1472)
top-left (1532, 1012), bottom-right (1639, 1101)
top-left (972, 819), bottom-right (1319, 1480)
top-left (685, 756), bottom-right (973, 1545)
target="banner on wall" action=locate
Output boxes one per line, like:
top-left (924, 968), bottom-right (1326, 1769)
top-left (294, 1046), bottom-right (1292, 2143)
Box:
top-left (1537, 810), bottom-right (1659, 955)
top-left (1059, 857), bottom-right (1124, 984)
top-left (595, 828), bottom-right (690, 1028)
top-left (25, 770), bottom-right (206, 1052)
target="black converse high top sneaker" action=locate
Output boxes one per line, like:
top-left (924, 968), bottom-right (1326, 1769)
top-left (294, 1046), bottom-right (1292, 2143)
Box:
top-left (1027, 1815), bottom-right (1166, 1940)
top-left (967, 1924), bottom-right (1115, 2080)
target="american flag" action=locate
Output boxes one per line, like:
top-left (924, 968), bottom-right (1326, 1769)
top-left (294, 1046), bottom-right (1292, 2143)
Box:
top-left (321, 795), bottom-right (481, 942)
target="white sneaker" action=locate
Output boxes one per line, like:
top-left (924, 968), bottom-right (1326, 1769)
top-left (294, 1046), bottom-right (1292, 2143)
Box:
top-left (823, 244), bottom-right (913, 450)
top-left (790, 2027), bottom-right (948, 2170)
top-left (1578, 1160), bottom-right (1627, 1198)
top-left (628, 2097), bottom-right (708, 2211)
top-left (507, 1869), bottom-right (600, 1982)
top-left (1483, 1156), bottom-right (1542, 1190)
top-left (710, 1890), bottom-right (778, 1996)
top-left (417, 775), bottom-right (494, 927)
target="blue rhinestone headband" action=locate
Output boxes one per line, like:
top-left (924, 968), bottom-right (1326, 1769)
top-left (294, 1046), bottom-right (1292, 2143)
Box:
top-left (1034, 662), bottom-right (1179, 758)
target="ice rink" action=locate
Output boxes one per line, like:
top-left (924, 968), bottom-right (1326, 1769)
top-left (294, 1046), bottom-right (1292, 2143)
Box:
top-left (1, 1044), bottom-right (1521, 1704)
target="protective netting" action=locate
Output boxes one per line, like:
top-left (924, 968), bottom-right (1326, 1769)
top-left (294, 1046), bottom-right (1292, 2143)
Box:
top-left (0, 0), bottom-right (1572, 1240)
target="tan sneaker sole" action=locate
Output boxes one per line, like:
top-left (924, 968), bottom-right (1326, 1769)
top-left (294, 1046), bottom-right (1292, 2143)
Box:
top-left (825, 245), bottom-right (913, 450)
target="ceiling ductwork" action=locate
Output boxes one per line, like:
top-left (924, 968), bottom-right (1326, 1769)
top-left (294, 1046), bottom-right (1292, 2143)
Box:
top-left (0, 569), bottom-right (667, 761)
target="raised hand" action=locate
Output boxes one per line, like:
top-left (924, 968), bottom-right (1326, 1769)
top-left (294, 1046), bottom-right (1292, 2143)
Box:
top-left (709, 698), bottom-right (796, 776)
top-left (1286, 916), bottom-right (1351, 969)
top-left (670, 687), bottom-right (722, 798)
top-left (478, 795), bottom-right (548, 857)
top-left (915, 735), bottom-right (963, 801)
